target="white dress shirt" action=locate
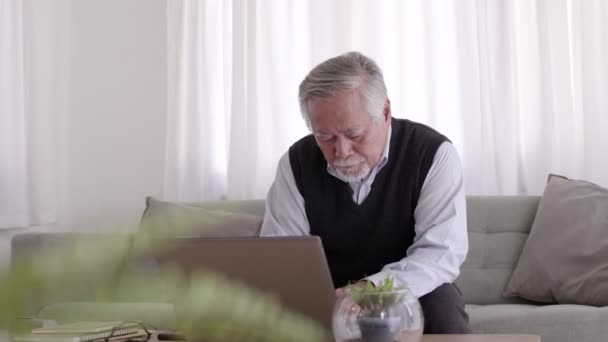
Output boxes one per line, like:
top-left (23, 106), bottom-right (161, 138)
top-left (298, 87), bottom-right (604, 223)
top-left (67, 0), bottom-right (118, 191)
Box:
top-left (260, 126), bottom-right (468, 298)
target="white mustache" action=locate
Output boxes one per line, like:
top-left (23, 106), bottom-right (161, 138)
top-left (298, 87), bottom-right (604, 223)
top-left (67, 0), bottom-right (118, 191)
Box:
top-left (333, 158), bottom-right (364, 168)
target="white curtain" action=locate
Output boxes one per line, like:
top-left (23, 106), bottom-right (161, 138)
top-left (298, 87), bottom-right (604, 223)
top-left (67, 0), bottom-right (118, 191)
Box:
top-left (0, 0), bottom-right (56, 228)
top-left (165, 0), bottom-right (311, 201)
top-left (0, 0), bottom-right (31, 228)
top-left (165, 0), bottom-right (608, 201)
top-left (459, 0), bottom-right (608, 195)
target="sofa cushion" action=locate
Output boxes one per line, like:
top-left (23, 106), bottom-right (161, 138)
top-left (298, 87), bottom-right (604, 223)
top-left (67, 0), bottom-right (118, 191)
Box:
top-left (455, 196), bottom-right (540, 305)
top-left (467, 304), bottom-right (608, 342)
top-left (138, 197), bottom-right (263, 239)
top-left (504, 175), bottom-right (608, 306)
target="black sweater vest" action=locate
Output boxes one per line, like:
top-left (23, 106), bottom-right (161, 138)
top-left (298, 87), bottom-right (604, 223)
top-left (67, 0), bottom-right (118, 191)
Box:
top-left (289, 118), bottom-right (448, 287)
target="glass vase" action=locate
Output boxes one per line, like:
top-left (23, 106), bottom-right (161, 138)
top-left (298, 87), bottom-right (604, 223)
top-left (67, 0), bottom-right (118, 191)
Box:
top-left (332, 288), bottom-right (424, 342)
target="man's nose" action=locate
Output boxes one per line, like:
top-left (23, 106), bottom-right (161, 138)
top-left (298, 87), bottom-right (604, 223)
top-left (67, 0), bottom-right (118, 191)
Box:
top-left (334, 137), bottom-right (352, 159)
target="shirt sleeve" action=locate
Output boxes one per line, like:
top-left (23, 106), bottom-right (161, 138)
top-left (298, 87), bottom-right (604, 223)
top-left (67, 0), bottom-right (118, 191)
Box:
top-left (260, 152), bottom-right (310, 236)
top-left (366, 142), bottom-right (468, 298)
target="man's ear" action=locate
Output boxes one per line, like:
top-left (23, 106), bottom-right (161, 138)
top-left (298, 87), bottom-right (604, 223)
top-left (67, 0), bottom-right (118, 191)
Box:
top-left (383, 98), bottom-right (391, 122)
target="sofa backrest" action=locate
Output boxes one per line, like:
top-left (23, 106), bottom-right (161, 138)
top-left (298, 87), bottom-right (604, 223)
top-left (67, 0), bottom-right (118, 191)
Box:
top-left (177, 199), bottom-right (266, 217)
top-left (184, 196), bottom-right (541, 304)
top-left (456, 196), bottom-right (540, 304)
top-left (11, 196), bottom-right (541, 308)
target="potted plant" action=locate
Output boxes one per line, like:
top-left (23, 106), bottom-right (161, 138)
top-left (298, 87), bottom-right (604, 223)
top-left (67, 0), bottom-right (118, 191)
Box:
top-left (336, 276), bottom-right (422, 342)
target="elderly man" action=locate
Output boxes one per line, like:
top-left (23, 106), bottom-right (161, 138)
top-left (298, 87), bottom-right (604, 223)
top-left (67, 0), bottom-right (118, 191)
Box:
top-left (260, 51), bottom-right (470, 333)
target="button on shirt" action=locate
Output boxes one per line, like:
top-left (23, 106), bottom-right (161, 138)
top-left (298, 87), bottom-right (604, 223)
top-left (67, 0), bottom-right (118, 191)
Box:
top-left (260, 127), bottom-right (468, 298)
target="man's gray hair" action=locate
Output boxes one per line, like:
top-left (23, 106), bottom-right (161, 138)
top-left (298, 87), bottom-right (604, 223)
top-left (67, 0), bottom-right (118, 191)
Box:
top-left (298, 51), bottom-right (388, 128)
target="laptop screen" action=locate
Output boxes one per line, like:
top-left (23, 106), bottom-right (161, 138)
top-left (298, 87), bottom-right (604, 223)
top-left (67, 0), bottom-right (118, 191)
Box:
top-left (152, 236), bottom-right (336, 330)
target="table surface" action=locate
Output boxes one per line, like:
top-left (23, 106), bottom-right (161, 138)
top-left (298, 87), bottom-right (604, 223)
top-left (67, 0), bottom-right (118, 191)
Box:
top-left (137, 332), bottom-right (544, 342)
top-left (422, 335), bottom-right (540, 342)
top-left (151, 333), bottom-right (541, 342)
top-left (1, 330), bottom-right (541, 342)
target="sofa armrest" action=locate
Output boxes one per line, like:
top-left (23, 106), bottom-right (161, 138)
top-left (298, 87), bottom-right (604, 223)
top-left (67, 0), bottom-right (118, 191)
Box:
top-left (10, 232), bottom-right (134, 315)
top-left (11, 232), bottom-right (133, 263)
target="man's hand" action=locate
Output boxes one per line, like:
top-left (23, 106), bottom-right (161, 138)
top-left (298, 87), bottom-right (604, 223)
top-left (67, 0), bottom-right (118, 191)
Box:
top-left (333, 280), bottom-right (375, 336)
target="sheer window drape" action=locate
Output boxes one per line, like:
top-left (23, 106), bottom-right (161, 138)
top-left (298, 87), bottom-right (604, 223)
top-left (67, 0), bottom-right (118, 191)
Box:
top-left (165, 0), bottom-right (312, 202)
top-left (460, 0), bottom-right (608, 194)
top-left (0, 0), bottom-right (28, 227)
top-left (2, 0), bottom-right (606, 227)
top-left (1, 0), bottom-right (57, 228)
top-left (165, 0), bottom-right (608, 201)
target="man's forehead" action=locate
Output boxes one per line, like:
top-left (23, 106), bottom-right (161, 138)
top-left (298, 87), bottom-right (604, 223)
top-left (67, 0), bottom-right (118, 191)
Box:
top-left (313, 124), bottom-right (366, 135)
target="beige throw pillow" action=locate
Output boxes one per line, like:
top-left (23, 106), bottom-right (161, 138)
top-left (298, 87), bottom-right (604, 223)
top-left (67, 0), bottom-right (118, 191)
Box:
top-left (119, 198), bottom-right (262, 302)
top-left (139, 197), bottom-right (263, 238)
top-left (504, 175), bottom-right (608, 306)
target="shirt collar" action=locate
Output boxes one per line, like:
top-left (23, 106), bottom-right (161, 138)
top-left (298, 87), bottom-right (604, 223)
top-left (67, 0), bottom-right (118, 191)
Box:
top-left (377, 124), bottom-right (392, 169)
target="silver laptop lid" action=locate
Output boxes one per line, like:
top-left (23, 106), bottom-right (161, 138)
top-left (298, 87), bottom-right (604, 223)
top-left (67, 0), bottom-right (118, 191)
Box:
top-left (153, 236), bottom-right (336, 330)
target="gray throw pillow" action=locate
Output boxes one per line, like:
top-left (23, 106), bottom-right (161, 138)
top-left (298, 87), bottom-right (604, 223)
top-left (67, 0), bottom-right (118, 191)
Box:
top-left (139, 197), bottom-right (263, 239)
top-left (504, 175), bottom-right (608, 306)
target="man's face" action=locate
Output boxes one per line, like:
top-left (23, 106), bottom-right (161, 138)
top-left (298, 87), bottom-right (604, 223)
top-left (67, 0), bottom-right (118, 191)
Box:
top-left (308, 88), bottom-right (391, 182)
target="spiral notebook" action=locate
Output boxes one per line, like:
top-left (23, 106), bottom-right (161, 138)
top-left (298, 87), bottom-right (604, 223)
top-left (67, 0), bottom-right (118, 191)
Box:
top-left (15, 321), bottom-right (143, 342)
top-left (31, 321), bottom-right (139, 335)
top-left (14, 331), bottom-right (143, 342)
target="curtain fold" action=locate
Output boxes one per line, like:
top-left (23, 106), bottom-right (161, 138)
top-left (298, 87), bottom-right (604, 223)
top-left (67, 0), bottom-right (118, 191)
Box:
top-left (0, 0), bottom-right (30, 227)
top-left (165, 0), bottom-right (231, 201)
top-left (0, 0), bottom-right (61, 228)
top-left (165, 0), bottom-right (608, 201)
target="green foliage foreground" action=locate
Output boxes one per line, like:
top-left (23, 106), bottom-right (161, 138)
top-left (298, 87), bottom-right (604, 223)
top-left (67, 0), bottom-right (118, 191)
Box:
top-left (0, 235), bottom-right (329, 341)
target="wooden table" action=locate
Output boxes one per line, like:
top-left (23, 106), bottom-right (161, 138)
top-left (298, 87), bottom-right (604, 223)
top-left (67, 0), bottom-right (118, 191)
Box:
top-left (422, 335), bottom-right (540, 342)
top-left (149, 332), bottom-right (540, 342)
top-left (2, 330), bottom-right (542, 342)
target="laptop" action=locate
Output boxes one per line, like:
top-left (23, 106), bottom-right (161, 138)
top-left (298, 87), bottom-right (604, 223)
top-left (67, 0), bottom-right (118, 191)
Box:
top-left (152, 236), bottom-right (336, 330)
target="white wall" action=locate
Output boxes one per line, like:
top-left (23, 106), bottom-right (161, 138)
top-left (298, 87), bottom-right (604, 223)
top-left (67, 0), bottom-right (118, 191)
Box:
top-left (60, 0), bottom-right (167, 231)
top-left (2, 0), bottom-right (167, 269)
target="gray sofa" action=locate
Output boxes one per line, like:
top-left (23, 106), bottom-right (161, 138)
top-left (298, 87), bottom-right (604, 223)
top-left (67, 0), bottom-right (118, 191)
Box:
top-left (10, 196), bottom-right (608, 341)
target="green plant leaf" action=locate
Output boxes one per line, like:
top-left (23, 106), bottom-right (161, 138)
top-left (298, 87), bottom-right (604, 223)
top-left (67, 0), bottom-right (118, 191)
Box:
top-left (0, 235), bottom-right (330, 342)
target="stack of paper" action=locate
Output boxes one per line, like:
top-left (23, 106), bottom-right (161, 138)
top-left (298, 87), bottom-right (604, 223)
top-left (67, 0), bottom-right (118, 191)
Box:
top-left (14, 321), bottom-right (148, 342)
